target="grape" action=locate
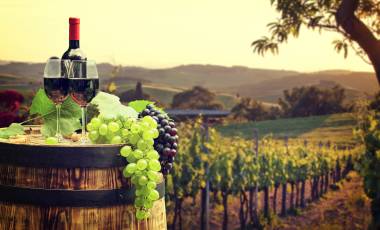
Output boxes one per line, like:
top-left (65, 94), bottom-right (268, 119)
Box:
top-left (108, 122), bottom-right (120, 133)
top-left (147, 170), bottom-right (159, 182)
top-left (121, 128), bottom-right (129, 138)
top-left (87, 122), bottom-right (94, 131)
top-left (137, 139), bottom-right (148, 151)
top-left (99, 124), bottom-right (108, 136)
top-left (111, 135), bottom-right (122, 144)
top-left (136, 209), bottom-right (147, 220)
top-left (146, 150), bottom-right (159, 160)
top-left (89, 130), bottom-right (99, 141)
top-left (128, 133), bottom-right (140, 145)
top-left (148, 189), bottom-right (159, 201)
top-left (138, 175), bottom-right (148, 186)
top-left (135, 198), bottom-right (144, 208)
top-left (147, 181), bottom-right (157, 190)
top-left (130, 123), bottom-right (141, 133)
top-left (123, 167), bottom-right (132, 177)
top-left (125, 163), bottom-right (137, 174)
top-left (45, 137), bottom-right (58, 145)
top-left (91, 117), bottom-right (102, 129)
top-left (136, 159), bottom-right (148, 170)
top-left (161, 119), bottom-right (168, 126)
top-left (133, 150), bottom-right (144, 160)
top-left (126, 154), bottom-right (137, 163)
top-left (142, 116), bottom-right (157, 128)
top-left (148, 159), bottom-right (161, 172)
top-left (120, 146), bottom-right (132, 157)
top-left (143, 130), bottom-right (155, 140)
top-left (143, 200), bottom-right (154, 209)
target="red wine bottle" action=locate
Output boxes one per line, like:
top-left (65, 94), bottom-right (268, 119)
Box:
top-left (62, 17), bottom-right (87, 77)
top-left (62, 17), bottom-right (86, 61)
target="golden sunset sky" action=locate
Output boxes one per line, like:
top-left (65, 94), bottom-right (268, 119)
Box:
top-left (0, 0), bottom-right (373, 72)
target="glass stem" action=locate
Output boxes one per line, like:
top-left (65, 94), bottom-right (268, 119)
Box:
top-left (81, 106), bottom-right (87, 141)
top-left (56, 104), bottom-right (62, 138)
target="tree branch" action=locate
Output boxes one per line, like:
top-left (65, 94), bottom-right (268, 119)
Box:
top-left (336, 0), bottom-right (380, 84)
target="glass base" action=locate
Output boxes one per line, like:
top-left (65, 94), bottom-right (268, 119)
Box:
top-left (79, 136), bottom-right (90, 145)
top-left (55, 133), bottom-right (64, 143)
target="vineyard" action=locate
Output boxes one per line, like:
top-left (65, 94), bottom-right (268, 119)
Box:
top-left (164, 119), bottom-right (364, 229)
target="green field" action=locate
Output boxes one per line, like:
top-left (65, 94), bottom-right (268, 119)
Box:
top-left (217, 113), bottom-right (357, 145)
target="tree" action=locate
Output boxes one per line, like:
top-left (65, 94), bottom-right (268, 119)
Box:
top-left (278, 85), bottom-right (346, 117)
top-left (171, 86), bottom-right (224, 110)
top-left (252, 0), bottom-right (380, 84)
top-left (231, 97), bottom-right (279, 121)
top-left (119, 82), bottom-right (150, 103)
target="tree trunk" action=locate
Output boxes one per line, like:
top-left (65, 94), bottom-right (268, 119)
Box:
top-left (295, 181), bottom-right (300, 207)
top-left (179, 198), bottom-right (183, 230)
top-left (300, 180), bottom-right (306, 208)
top-left (325, 173), bottom-right (329, 193)
top-left (281, 183), bottom-right (287, 216)
top-left (320, 175), bottom-right (324, 195)
top-left (273, 185), bottom-right (279, 215)
top-left (222, 192), bottom-right (229, 230)
top-left (264, 186), bottom-right (270, 219)
top-left (336, 0), bottom-right (380, 85)
top-left (171, 198), bottom-right (179, 230)
top-left (248, 187), bottom-right (260, 228)
top-left (290, 183), bottom-right (295, 210)
top-left (239, 191), bottom-right (248, 229)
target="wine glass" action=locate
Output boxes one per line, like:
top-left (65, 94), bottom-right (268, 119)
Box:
top-left (43, 58), bottom-right (69, 142)
top-left (68, 60), bottom-right (99, 144)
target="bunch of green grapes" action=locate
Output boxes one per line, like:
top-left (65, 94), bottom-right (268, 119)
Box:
top-left (87, 115), bottom-right (162, 220)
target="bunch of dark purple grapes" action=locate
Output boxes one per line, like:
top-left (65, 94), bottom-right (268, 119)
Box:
top-left (139, 104), bottom-right (178, 174)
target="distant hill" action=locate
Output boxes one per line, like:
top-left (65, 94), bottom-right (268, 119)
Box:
top-left (0, 61), bottom-right (378, 106)
top-left (228, 71), bottom-right (378, 102)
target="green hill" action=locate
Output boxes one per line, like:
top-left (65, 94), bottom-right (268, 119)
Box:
top-left (217, 113), bottom-right (357, 145)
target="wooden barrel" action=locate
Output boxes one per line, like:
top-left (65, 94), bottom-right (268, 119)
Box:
top-left (0, 132), bottom-right (167, 230)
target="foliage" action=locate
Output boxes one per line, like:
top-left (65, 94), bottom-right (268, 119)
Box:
top-left (0, 90), bottom-right (27, 127)
top-left (91, 91), bottom-right (138, 119)
top-left (0, 123), bottom-right (25, 139)
top-left (168, 122), bottom-right (363, 228)
top-left (278, 85), bottom-right (347, 117)
top-left (30, 89), bottom-right (81, 137)
top-left (354, 105), bottom-right (380, 228)
top-left (171, 86), bottom-right (224, 110)
top-left (369, 91), bottom-right (380, 111)
top-left (251, 0), bottom-right (380, 65)
top-left (231, 97), bottom-right (280, 121)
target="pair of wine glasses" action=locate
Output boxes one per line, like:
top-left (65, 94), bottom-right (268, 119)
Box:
top-left (43, 58), bottom-right (99, 144)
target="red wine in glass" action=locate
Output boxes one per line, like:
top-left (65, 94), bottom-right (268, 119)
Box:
top-left (69, 78), bottom-right (99, 107)
top-left (44, 78), bottom-right (69, 104)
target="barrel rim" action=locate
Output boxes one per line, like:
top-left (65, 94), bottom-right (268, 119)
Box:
top-left (0, 141), bottom-right (127, 168)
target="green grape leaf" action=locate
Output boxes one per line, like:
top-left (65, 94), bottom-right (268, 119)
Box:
top-left (0, 123), bottom-right (25, 139)
top-left (91, 91), bottom-right (138, 119)
top-left (128, 100), bottom-right (168, 115)
top-left (30, 89), bottom-right (81, 137)
top-left (128, 100), bottom-right (155, 113)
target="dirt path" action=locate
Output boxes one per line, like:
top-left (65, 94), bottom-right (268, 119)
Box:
top-left (273, 172), bottom-right (371, 230)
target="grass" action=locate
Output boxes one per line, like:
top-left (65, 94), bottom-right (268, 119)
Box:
top-left (217, 113), bottom-right (357, 145)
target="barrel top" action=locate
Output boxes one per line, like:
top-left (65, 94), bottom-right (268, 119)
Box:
top-left (0, 125), bottom-right (127, 168)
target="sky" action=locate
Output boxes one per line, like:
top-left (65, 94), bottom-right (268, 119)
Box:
top-left (0, 0), bottom-right (374, 72)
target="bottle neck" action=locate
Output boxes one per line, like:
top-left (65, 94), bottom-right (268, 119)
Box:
top-left (69, 40), bottom-right (80, 49)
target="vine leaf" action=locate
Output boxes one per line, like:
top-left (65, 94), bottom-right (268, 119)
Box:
top-left (91, 91), bottom-right (138, 119)
top-left (30, 89), bottom-right (81, 137)
top-left (0, 123), bottom-right (25, 139)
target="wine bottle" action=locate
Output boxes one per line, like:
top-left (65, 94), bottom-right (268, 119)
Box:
top-left (62, 17), bottom-right (87, 77)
